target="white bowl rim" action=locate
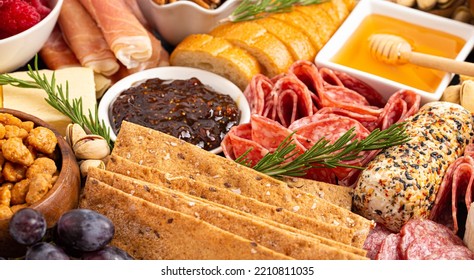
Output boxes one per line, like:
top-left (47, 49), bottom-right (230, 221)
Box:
top-left (314, 0), bottom-right (474, 104)
top-left (0, 0), bottom-right (64, 43)
top-left (98, 66), bottom-right (251, 154)
top-left (147, 0), bottom-right (240, 14)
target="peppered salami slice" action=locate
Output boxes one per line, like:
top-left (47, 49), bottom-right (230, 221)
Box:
top-left (363, 224), bottom-right (394, 260)
top-left (331, 69), bottom-right (386, 108)
top-left (430, 156), bottom-right (474, 233)
top-left (400, 219), bottom-right (464, 260)
top-left (272, 75), bottom-right (314, 127)
top-left (375, 233), bottom-right (401, 260)
top-left (377, 89), bottom-right (421, 130)
top-left (288, 60), bottom-right (324, 105)
top-left (422, 245), bottom-right (474, 260)
top-left (244, 74), bottom-right (274, 116)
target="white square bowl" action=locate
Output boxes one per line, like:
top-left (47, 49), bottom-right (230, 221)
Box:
top-left (315, 0), bottom-right (474, 104)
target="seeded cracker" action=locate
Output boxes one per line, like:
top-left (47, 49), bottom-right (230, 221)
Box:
top-left (105, 154), bottom-right (360, 247)
top-left (112, 121), bottom-right (374, 246)
top-left (80, 177), bottom-right (292, 260)
top-left (88, 167), bottom-right (367, 259)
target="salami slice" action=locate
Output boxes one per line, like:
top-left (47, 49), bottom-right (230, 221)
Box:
top-left (399, 219), bottom-right (464, 260)
top-left (319, 85), bottom-right (383, 116)
top-left (221, 123), bottom-right (270, 165)
top-left (377, 89), bottom-right (421, 130)
top-left (375, 233), bottom-right (401, 260)
top-left (363, 224), bottom-right (393, 260)
top-left (422, 245), bottom-right (474, 260)
top-left (273, 75), bottom-right (314, 127)
top-left (430, 156), bottom-right (474, 233)
top-left (244, 74), bottom-right (274, 116)
top-left (288, 60), bottom-right (324, 104)
top-left (331, 69), bottom-right (386, 108)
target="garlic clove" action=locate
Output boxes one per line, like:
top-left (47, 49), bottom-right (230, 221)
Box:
top-left (80, 159), bottom-right (105, 177)
top-left (65, 123), bottom-right (88, 148)
top-left (73, 134), bottom-right (111, 160)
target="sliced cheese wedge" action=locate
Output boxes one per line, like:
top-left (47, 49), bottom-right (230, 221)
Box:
top-left (2, 67), bottom-right (97, 136)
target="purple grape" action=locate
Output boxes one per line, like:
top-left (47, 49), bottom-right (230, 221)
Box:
top-left (25, 242), bottom-right (69, 260)
top-left (9, 208), bottom-right (46, 246)
top-left (82, 246), bottom-right (134, 260)
top-left (56, 209), bottom-right (114, 252)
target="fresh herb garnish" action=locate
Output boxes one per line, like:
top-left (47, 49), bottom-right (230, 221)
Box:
top-left (0, 56), bottom-right (113, 149)
top-left (236, 122), bottom-right (410, 178)
top-left (226, 0), bottom-right (326, 22)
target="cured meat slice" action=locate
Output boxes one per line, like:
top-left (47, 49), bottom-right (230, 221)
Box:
top-left (273, 75), bottom-right (314, 127)
top-left (59, 0), bottom-right (120, 76)
top-left (330, 69), bottom-right (386, 107)
top-left (319, 85), bottom-right (383, 116)
top-left (39, 26), bottom-right (81, 70)
top-left (79, 0), bottom-right (152, 69)
top-left (250, 114), bottom-right (300, 152)
top-left (288, 60), bottom-right (323, 105)
top-left (362, 224), bottom-right (393, 260)
top-left (244, 74), bottom-right (274, 116)
top-left (377, 89), bottom-right (421, 130)
top-left (430, 155), bottom-right (474, 233)
top-left (422, 245), bottom-right (474, 260)
top-left (375, 233), bottom-right (401, 260)
top-left (316, 107), bottom-right (379, 131)
top-left (399, 219), bottom-right (464, 260)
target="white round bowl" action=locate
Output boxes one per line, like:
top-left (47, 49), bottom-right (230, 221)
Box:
top-left (98, 66), bottom-right (251, 154)
top-left (0, 0), bottom-right (63, 73)
top-left (137, 0), bottom-right (241, 46)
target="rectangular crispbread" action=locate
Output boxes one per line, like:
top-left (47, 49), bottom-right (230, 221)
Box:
top-left (80, 177), bottom-right (293, 260)
top-left (112, 121), bottom-right (373, 245)
top-left (106, 154), bottom-right (361, 247)
top-left (281, 176), bottom-right (353, 210)
top-left (88, 168), bottom-right (367, 259)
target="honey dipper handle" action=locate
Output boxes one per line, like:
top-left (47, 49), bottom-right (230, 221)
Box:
top-left (408, 52), bottom-right (474, 77)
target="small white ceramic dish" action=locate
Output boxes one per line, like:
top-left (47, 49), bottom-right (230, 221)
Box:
top-left (98, 66), bottom-right (250, 154)
top-left (0, 0), bottom-right (63, 73)
top-left (315, 0), bottom-right (474, 104)
top-left (137, 0), bottom-right (240, 46)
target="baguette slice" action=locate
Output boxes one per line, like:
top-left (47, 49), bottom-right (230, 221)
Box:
top-left (254, 17), bottom-right (316, 61)
top-left (81, 177), bottom-right (293, 260)
top-left (89, 168), bottom-right (367, 259)
top-left (210, 21), bottom-right (294, 77)
top-left (170, 34), bottom-right (261, 90)
top-left (270, 11), bottom-right (324, 52)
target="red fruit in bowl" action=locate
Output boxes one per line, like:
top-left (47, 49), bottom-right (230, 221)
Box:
top-left (0, 0), bottom-right (41, 39)
top-left (24, 0), bottom-right (51, 19)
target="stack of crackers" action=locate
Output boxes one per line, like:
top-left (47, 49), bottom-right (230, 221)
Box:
top-left (80, 121), bottom-right (374, 260)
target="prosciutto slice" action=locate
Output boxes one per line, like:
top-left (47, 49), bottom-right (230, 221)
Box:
top-left (79, 0), bottom-right (152, 69)
top-left (58, 0), bottom-right (119, 76)
top-left (39, 26), bottom-right (81, 70)
top-left (429, 143), bottom-right (474, 233)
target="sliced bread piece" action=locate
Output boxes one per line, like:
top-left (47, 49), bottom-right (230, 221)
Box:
top-left (170, 33), bottom-right (261, 90)
top-left (210, 21), bottom-right (294, 77)
top-left (254, 17), bottom-right (316, 61)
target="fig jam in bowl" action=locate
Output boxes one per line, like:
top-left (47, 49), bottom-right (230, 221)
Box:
top-left (98, 66), bottom-right (250, 154)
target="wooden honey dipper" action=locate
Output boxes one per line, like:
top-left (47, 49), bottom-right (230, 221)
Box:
top-left (368, 33), bottom-right (474, 76)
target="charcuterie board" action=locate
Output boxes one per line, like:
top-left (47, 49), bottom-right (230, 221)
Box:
top-left (1, 0), bottom-right (474, 261)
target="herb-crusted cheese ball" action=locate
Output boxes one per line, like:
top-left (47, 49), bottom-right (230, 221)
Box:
top-left (353, 101), bottom-right (474, 232)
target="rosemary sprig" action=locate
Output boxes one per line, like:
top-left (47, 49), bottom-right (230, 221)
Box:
top-left (236, 122), bottom-right (410, 178)
top-left (0, 57), bottom-right (113, 149)
top-left (226, 0), bottom-right (326, 22)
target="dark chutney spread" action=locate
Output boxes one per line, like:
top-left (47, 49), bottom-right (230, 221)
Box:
top-left (110, 77), bottom-right (241, 151)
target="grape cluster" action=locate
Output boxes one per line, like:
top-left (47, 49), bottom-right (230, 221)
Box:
top-left (6, 208), bottom-right (133, 260)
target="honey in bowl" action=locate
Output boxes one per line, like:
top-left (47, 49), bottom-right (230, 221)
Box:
top-left (331, 14), bottom-right (466, 93)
